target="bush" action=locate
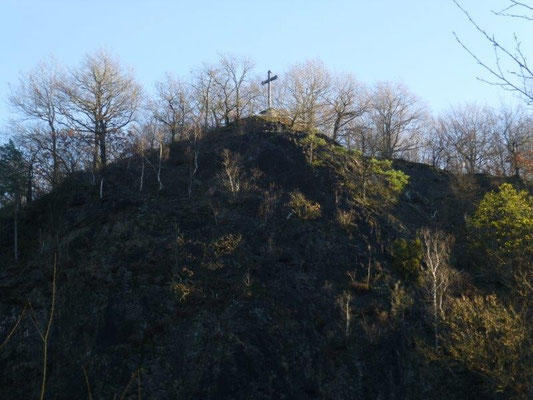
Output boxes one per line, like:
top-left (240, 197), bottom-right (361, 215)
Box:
top-left (352, 155), bottom-right (409, 205)
top-left (390, 281), bottom-right (414, 321)
top-left (288, 191), bottom-right (322, 220)
top-left (467, 183), bottom-right (533, 285)
top-left (170, 282), bottom-right (191, 302)
top-left (301, 133), bottom-right (328, 167)
top-left (336, 209), bottom-right (356, 231)
top-left (212, 233), bottom-right (243, 257)
top-left (468, 183), bottom-right (533, 277)
top-left (221, 149), bottom-right (242, 196)
top-left (442, 294), bottom-right (531, 397)
top-left (203, 233), bottom-right (243, 270)
top-left (391, 238), bottom-right (423, 281)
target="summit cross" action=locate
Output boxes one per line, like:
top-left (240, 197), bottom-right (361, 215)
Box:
top-left (261, 70), bottom-right (278, 110)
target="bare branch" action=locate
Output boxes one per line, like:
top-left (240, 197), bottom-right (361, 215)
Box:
top-left (0, 303), bottom-right (27, 352)
top-left (453, 0), bottom-right (533, 103)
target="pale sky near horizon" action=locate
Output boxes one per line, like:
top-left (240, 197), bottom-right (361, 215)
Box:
top-left (1, 0), bottom-right (532, 133)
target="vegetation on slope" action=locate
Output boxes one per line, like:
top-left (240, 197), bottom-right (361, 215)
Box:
top-left (0, 119), bottom-right (531, 399)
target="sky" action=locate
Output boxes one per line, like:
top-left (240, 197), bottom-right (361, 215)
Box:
top-left (1, 0), bottom-right (532, 131)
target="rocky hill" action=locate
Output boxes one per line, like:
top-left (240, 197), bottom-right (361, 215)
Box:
top-left (0, 118), bottom-right (516, 399)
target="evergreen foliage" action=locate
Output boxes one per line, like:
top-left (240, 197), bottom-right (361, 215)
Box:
top-left (391, 238), bottom-right (423, 281)
top-left (0, 140), bottom-right (27, 205)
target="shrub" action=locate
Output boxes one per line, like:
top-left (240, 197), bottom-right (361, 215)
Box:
top-left (391, 238), bottom-right (423, 281)
top-left (390, 281), bottom-right (414, 321)
top-left (221, 149), bottom-right (242, 196)
top-left (352, 155), bottom-right (409, 205)
top-left (336, 209), bottom-right (356, 231)
top-left (301, 133), bottom-right (327, 166)
top-left (259, 184), bottom-right (280, 225)
top-left (468, 183), bottom-right (533, 262)
top-left (170, 282), bottom-right (191, 302)
top-left (202, 233), bottom-right (243, 270)
top-left (442, 294), bottom-right (531, 397)
top-left (212, 233), bottom-right (243, 257)
top-left (288, 191), bottom-right (321, 220)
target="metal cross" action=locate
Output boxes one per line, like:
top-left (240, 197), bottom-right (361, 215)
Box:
top-left (261, 70), bottom-right (278, 110)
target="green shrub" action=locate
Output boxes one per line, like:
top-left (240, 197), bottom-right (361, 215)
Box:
top-left (301, 133), bottom-right (327, 166)
top-left (301, 134), bottom-right (327, 149)
top-left (468, 183), bottom-right (533, 263)
top-left (350, 155), bottom-right (409, 206)
top-left (391, 238), bottom-right (423, 281)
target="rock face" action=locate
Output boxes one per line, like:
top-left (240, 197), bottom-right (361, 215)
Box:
top-left (0, 120), bottom-right (508, 399)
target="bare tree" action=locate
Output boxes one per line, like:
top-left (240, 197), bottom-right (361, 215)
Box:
top-left (150, 73), bottom-right (193, 142)
top-left (419, 228), bottom-right (458, 349)
top-left (186, 120), bottom-right (203, 198)
top-left (438, 104), bottom-right (495, 174)
top-left (137, 137), bottom-right (146, 193)
top-left (336, 291), bottom-right (352, 338)
top-left (192, 55), bottom-right (257, 129)
top-left (492, 106), bottom-right (533, 177)
top-left (191, 63), bottom-right (217, 130)
top-left (453, 0), bottom-right (533, 103)
top-left (221, 149), bottom-right (242, 196)
top-left (368, 82), bottom-right (427, 159)
top-left (325, 73), bottom-right (369, 142)
top-left (59, 50), bottom-right (142, 168)
top-left (215, 54), bottom-right (256, 124)
top-left (14, 124), bottom-right (89, 191)
top-left (421, 118), bottom-right (451, 169)
top-left (344, 119), bottom-right (379, 155)
top-left (282, 59), bottom-right (332, 131)
top-left (134, 126), bottom-right (166, 193)
top-left (8, 58), bottom-right (64, 187)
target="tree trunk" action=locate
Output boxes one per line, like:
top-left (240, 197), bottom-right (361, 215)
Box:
top-left (26, 163), bottom-right (33, 203)
top-left (13, 199), bottom-right (18, 263)
top-left (513, 153), bottom-right (520, 177)
top-left (92, 132), bottom-right (100, 171)
top-left (51, 127), bottom-right (58, 187)
top-left (99, 131), bottom-right (107, 167)
top-left (333, 116), bottom-right (341, 142)
top-left (432, 272), bottom-right (439, 349)
top-left (171, 127), bottom-right (177, 142)
top-left (204, 97), bottom-right (209, 130)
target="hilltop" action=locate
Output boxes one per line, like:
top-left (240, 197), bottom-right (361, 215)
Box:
top-left (0, 118), bottom-right (520, 399)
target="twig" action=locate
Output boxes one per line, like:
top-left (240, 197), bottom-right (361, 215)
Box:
top-left (40, 255), bottom-right (56, 400)
top-left (119, 370), bottom-right (138, 400)
top-left (137, 368), bottom-right (142, 400)
top-left (493, 1), bottom-right (533, 20)
top-left (0, 303), bottom-right (28, 352)
top-left (81, 364), bottom-right (92, 400)
top-left (28, 255), bottom-right (57, 400)
top-left (452, 0), bottom-right (533, 103)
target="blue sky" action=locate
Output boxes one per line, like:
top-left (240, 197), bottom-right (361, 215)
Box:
top-left (1, 0), bottom-right (532, 128)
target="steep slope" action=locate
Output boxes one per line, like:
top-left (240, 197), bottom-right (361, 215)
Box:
top-left (0, 118), bottom-right (512, 399)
